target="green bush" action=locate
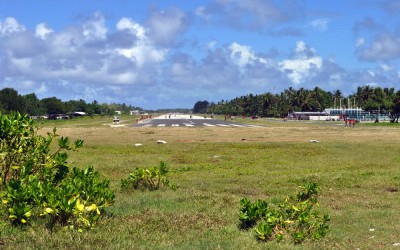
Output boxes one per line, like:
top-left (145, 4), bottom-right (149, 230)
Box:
top-left (239, 182), bottom-right (330, 244)
top-left (121, 161), bottom-right (176, 191)
top-left (0, 112), bottom-right (114, 230)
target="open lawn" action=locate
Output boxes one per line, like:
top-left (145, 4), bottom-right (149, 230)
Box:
top-left (2, 116), bottom-right (400, 249)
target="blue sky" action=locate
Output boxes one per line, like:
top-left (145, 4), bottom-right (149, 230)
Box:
top-left (1, 0), bottom-right (400, 109)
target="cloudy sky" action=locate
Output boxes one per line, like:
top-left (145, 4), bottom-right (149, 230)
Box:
top-left (1, 0), bottom-right (400, 109)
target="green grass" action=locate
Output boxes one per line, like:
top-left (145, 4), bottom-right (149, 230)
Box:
top-left (2, 118), bottom-right (400, 249)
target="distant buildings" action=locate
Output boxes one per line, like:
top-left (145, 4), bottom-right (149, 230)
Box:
top-left (288, 108), bottom-right (390, 121)
top-left (130, 110), bottom-right (140, 115)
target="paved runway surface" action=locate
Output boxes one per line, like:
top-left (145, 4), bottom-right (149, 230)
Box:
top-left (131, 114), bottom-right (262, 128)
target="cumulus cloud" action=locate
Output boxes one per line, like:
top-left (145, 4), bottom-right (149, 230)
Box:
top-left (279, 41), bottom-right (322, 84)
top-left (0, 12), bottom-right (170, 105)
top-left (35, 23), bottom-right (53, 39)
top-left (353, 17), bottom-right (400, 61)
top-left (229, 42), bottom-right (258, 67)
top-left (0, 17), bottom-right (25, 35)
top-left (162, 41), bottom-right (287, 101)
top-left (82, 12), bottom-right (107, 41)
top-left (146, 8), bottom-right (190, 47)
top-left (1, 9), bottom-right (399, 109)
top-left (357, 32), bottom-right (400, 61)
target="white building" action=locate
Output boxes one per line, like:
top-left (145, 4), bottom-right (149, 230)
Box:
top-left (130, 110), bottom-right (140, 115)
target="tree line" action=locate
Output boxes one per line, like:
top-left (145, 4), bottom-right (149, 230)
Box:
top-left (0, 88), bottom-right (143, 116)
top-left (193, 86), bottom-right (400, 122)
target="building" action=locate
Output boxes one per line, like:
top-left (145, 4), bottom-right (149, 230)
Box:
top-left (288, 111), bottom-right (338, 121)
top-left (130, 110), bottom-right (140, 115)
top-left (289, 108), bottom-right (390, 121)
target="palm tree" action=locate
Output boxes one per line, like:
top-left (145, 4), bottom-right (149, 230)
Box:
top-left (362, 85), bottom-right (374, 103)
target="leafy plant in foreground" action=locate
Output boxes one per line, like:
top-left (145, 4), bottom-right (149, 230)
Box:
top-left (239, 182), bottom-right (330, 244)
top-left (121, 161), bottom-right (176, 191)
top-left (0, 112), bottom-right (114, 230)
top-left (239, 198), bottom-right (269, 228)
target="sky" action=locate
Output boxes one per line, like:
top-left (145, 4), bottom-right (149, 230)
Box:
top-left (1, 0), bottom-right (400, 110)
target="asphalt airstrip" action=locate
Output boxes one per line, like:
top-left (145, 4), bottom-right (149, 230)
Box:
top-left (130, 114), bottom-right (262, 128)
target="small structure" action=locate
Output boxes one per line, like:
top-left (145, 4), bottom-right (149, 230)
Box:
top-left (130, 110), bottom-right (140, 115)
top-left (115, 110), bottom-right (122, 115)
top-left (288, 111), bottom-right (338, 121)
top-left (288, 108), bottom-right (390, 122)
top-left (48, 114), bottom-right (70, 120)
top-left (72, 111), bottom-right (86, 117)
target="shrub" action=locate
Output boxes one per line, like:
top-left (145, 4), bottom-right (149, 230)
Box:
top-left (121, 161), bottom-right (176, 191)
top-left (0, 112), bottom-right (114, 230)
top-left (239, 182), bottom-right (330, 244)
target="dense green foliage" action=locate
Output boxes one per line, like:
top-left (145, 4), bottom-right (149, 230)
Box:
top-left (0, 88), bottom-right (143, 116)
top-left (121, 161), bottom-right (176, 191)
top-left (239, 182), bottom-right (330, 244)
top-left (195, 86), bottom-right (400, 120)
top-left (0, 113), bottom-right (114, 230)
top-left (193, 100), bottom-right (210, 114)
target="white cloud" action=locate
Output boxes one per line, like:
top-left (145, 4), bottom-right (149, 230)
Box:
top-left (279, 41), bottom-right (322, 84)
top-left (82, 12), bottom-right (107, 40)
top-left (229, 42), bottom-right (272, 68)
top-left (1, 10), bottom-right (400, 109)
top-left (146, 8), bottom-right (189, 47)
top-left (114, 17), bottom-right (167, 66)
top-left (0, 17), bottom-right (25, 35)
top-left (310, 19), bottom-right (329, 32)
top-left (116, 18), bottom-right (146, 39)
top-left (36, 82), bottom-right (48, 94)
top-left (357, 32), bottom-right (400, 61)
top-left (379, 63), bottom-right (393, 72)
top-left (0, 14), bottom-right (166, 96)
top-left (229, 42), bottom-right (257, 67)
top-left (35, 23), bottom-right (53, 39)
top-left (9, 57), bottom-right (33, 73)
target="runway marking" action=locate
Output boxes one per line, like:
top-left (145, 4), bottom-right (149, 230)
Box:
top-left (135, 121), bottom-right (263, 128)
top-left (229, 124), bottom-right (245, 127)
top-left (246, 124), bottom-right (263, 127)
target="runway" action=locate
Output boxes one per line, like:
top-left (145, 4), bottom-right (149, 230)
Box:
top-left (131, 114), bottom-right (262, 128)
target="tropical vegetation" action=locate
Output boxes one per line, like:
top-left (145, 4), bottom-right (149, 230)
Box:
top-left (194, 86), bottom-right (400, 121)
top-left (0, 113), bottom-right (115, 231)
top-left (0, 87), bottom-right (143, 116)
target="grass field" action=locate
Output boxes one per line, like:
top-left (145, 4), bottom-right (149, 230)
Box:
top-left (2, 115), bottom-right (400, 249)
